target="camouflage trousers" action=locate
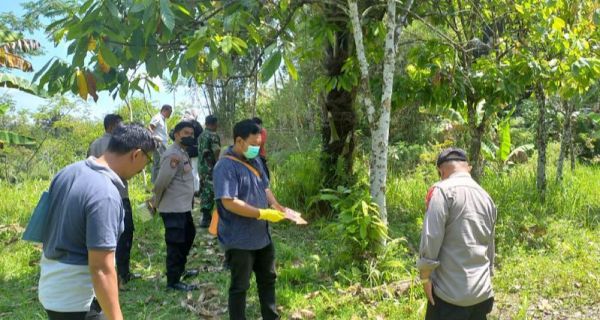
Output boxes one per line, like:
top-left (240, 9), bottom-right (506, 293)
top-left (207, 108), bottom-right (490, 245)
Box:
top-left (199, 174), bottom-right (215, 212)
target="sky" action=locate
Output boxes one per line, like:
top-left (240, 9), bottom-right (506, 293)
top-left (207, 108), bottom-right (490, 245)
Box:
top-left (0, 0), bottom-right (201, 120)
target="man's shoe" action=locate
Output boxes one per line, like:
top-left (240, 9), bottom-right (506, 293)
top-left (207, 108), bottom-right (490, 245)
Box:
top-left (167, 282), bottom-right (197, 292)
top-left (182, 269), bottom-right (199, 279)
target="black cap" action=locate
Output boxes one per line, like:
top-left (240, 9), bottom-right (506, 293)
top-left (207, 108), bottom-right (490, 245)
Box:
top-left (436, 148), bottom-right (468, 167)
top-left (205, 115), bottom-right (218, 125)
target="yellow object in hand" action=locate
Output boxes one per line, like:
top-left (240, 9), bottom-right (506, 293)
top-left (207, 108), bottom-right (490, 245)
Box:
top-left (258, 209), bottom-right (285, 222)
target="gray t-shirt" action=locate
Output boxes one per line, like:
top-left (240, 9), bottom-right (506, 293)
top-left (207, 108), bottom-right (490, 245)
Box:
top-left (213, 147), bottom-right (271, 250)
top-left (42, 158), bottom-right (125, 266)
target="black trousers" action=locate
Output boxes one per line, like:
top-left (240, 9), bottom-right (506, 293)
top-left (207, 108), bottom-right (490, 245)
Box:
top-left (226, 243), bottom-right (279, 320)
top-left (116, 198), bottom-right (134, 280)
top-left (160, 211), bottom-right (196, 285)
top-left (45, 299), bottom-right (104, 320)
top-left (426, 292), bottom-right (494, 320)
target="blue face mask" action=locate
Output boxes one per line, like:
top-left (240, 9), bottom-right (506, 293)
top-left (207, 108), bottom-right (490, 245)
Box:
top-left (244, 145), bottom-right (260, 159)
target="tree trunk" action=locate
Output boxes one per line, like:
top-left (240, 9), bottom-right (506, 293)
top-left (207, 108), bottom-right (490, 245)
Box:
top-left (467, 99), bottom-right (485, 181)
top-left (535, 82), bottom-right (547, 198)
top-left (556, 101), bottom-right (573, 184)
top-left (368, 0), bottom-right (398, 225)
top-left (320, 5), bottom-right (357, 189)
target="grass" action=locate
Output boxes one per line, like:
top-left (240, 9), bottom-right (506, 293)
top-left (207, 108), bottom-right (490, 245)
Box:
top-left (1, 150), bottom-right (600, 319)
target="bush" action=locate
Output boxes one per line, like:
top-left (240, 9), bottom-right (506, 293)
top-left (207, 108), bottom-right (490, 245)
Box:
top-left (270, 151), bottom-right (323, 215)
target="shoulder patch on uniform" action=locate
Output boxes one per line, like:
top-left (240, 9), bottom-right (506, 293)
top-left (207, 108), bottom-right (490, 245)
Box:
top-left (425, 186), bottom-right (436, 210)
top-left (169, 155), bottom-right (181, 168)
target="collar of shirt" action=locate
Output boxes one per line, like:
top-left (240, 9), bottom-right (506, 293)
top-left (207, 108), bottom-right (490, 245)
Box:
top-left (84, 157), bottom-right (126, 192)
top-left (448, 171), bottom-right (471, 179)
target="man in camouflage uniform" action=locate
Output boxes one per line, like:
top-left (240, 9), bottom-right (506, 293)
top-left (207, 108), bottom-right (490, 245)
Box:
top-left (198, 115), bottom-right (221, 228)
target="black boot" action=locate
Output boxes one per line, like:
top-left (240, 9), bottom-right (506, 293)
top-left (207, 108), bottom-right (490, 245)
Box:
top-left (198, 210), bottom-right (212, 228)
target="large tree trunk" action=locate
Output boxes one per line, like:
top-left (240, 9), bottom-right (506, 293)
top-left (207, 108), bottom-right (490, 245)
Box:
top-left (535, 82), bottom-right (547, 198)
top-left (368, 0), bottom-right (398, 225)
top-left (349, 0), bottom-right (412, 225)
top-left (556, 101), bottom-right (573, 184)
top-left (320, 5), bottom-right (357, 188)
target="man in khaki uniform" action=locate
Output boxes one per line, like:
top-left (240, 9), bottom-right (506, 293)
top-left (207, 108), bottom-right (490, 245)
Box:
top-left (153, 121), bottom-right (199, 291)
top-left (418, 148), bottom-right (497, 320)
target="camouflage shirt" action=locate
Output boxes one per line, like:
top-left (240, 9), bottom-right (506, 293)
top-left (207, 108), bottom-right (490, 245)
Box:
top-left (198, 130), bottom-right (221, 176)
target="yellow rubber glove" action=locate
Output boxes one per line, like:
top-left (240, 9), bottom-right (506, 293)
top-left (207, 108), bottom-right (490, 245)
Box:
top-left (258, 209), bottom-right (285, 222)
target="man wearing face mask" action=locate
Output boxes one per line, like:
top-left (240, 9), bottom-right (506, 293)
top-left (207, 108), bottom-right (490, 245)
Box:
top-left (213, 119), bottom-right (288, 320)
top-left (38, 125), bottom-right (155, 320)
top-left (153, 121), bottom-right (199, 292)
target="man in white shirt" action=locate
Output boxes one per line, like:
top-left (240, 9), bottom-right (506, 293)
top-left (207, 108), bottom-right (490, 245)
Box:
top-left (149, 105), bottom-right (173, 183)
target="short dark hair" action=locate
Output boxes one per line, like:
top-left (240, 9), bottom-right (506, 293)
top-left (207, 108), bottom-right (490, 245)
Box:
top-left (251, 117), bottom-right (262, 125)
top-left (103, 114), bottom-right (123, 130)
top-left (173, 121), bottom-right (195, 134)
top-left (205, 115), bottom-right (218, 126)
top-left (107, 124), bottom-right (156, 155)
top-left (233, 119), bottom-right (261, 141)
top-left (161, 104), bottom-right (173, 112)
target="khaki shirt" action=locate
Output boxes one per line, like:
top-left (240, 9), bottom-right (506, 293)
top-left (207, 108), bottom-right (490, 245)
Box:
top-left (417, 172), bottom-right (497, 307)
top-left (153, 144), bottom-right (194, 213)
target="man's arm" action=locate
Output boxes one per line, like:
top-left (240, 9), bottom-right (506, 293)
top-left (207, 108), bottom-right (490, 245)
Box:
top-left (88, 249), bottom-right (122, 320)
top-left (221, 198), bottom-right (260, 218)
top-left (152, 155), bottom-right (178, 205)
top-left (417, 187), bottom-right (448, 305)
top-left (488, 206), bottom-right (497, 276)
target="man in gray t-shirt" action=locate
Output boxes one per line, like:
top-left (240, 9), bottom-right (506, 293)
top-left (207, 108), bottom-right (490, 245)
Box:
top-left (418, 148), bottom-right (497, 320)
top-left (39, 125), bottom-right (155, 320)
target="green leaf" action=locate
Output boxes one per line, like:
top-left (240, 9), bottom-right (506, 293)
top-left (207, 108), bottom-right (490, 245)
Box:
top-left (0, 130), bottom-right (36, 147)
top-left (174, 4), bottom-right (191, 16)
top-left (283, 55), bottom-right (298, 80)
top-left (497, 119), bottom-right (511, 162)
top-left (0, 73), bottom-right (46, 97)
top-left (220, 35), bottom-right (233, 54)
top-left (594, 9), bottom-right (600, 26)
top-left (260, 50), bottom-right (281, 82)
top-left (552, 17), bottom-right (566, 31)
top-left (32, 58), bottom-right (55, 85)
top-left (184, 37), bottom-right (205, 59)
top-left (515, 4), bottom-right (524, 15)
top-left (99, 43), bottom-right (119, 67)
top-left (160, 0), bottom-right (175, 31)
top-left (106, 0), bottom-right (120, 18)
top-left (280, 0), bottom-right (290, 11)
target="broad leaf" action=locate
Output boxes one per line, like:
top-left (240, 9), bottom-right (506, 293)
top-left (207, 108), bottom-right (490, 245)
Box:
top-left (160, 0), bottom-right (175, 31)
top-left (260, 50), bottom-right (282, 82)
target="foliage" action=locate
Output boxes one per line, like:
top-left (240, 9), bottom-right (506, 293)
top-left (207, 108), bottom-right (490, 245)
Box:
top-left (0, 25), bottom-right (44, 95)
top-left (573, 110), bottom-right (600, 163)
top-left (270, 151), bottom-right (322, 214)
top-left (35, 0), bottom-right (308, 101)
top-left (314, 184), bottom-right (388, 265)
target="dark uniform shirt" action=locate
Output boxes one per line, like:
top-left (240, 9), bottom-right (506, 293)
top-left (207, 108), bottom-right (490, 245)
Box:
top-left (213, 147), bottom-right (271, 250)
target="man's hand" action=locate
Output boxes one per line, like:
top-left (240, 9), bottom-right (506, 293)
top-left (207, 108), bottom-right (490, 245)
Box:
top-left (422, 280), bottom-right (435, 306)
top-left (258, 209), bottom-right (285, 222)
